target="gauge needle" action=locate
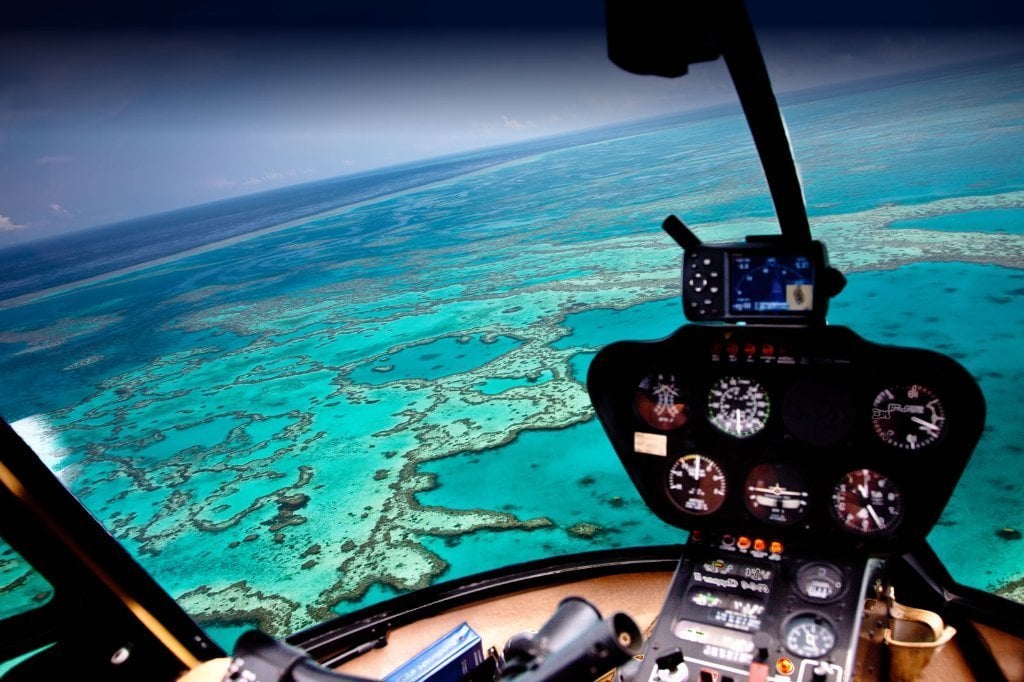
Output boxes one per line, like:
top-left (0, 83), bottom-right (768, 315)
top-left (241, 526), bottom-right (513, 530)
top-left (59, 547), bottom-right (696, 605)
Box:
top-left (735, 409), bottom-right (742, 434)
top-left (911, 416), bottom-right (941, 432)
top-left (867, 505), bottom-right (884, 529)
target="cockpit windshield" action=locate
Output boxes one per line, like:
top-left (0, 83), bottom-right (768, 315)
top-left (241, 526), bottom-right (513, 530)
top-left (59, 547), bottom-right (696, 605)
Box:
top-left (0, 1), bottom-right (1022, 655)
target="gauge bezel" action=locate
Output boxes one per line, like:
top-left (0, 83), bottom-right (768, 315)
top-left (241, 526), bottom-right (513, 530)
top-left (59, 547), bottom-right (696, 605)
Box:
top-left (781, 612), bottom-right (838, 659)
top-left (795, 562), bottom-right (848, 604)
top-left (743, 462), bottom-right (810, 526)
top-left (665, 453), bottom-right (729, 516)
top-left (870, 383), bottom-right (947, 451)
top-left (706, 375), bottom-right (771, 439)
top-left (830, 468), bottom-right (904, 536)
top-left (633, 370), bottom-right (691, 432)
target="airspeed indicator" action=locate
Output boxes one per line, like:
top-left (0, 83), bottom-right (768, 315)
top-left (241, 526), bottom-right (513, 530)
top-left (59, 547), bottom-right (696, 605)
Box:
top-left (708, 376), bottom-right (770, 438)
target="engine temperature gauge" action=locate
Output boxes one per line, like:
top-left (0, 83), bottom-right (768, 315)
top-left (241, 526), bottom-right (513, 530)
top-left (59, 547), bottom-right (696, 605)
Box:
top-left (871, 384), bottom-right (946, 450)
top-left (707, 376), bottom-right (770, 438)
top-left (831, 469), bottom-right (903, 535)
top-left (667, 453), bottom-right (728, 515)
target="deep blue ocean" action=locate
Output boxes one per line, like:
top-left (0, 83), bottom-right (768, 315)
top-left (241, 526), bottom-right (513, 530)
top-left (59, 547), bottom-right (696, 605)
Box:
top-left (0, 55), bottom-right (1022, 645)
top-left (0, 113), bottom-right (714, 303)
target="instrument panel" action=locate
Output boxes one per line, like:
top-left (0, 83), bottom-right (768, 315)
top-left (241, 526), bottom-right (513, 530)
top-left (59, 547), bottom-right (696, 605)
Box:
top-left (587, 323), bottom-right (985, 555)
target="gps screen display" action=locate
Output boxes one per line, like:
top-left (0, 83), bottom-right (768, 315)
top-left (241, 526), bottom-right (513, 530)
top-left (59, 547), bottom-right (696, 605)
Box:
top-left (729, 253), bottom-right (815, 315)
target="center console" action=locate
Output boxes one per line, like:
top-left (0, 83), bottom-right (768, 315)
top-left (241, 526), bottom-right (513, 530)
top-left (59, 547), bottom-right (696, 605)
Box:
top-left (632, 533), bottom-right (882, 682)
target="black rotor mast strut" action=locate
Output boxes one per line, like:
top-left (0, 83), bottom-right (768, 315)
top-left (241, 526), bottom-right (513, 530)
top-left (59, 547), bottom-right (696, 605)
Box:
top-left (605, 0), bottom-right (812, 243)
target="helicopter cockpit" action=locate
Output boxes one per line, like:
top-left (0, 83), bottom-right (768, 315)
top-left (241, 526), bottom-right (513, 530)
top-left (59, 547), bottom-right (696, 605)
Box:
top-left (208, 3), bottom-right (1001, 681)
top-left (215, 216), bottom-right (989, 682)
top-left (0, 1), bottom-right (1020, 682)
top-left (582, 234), bottom-right (984, 682)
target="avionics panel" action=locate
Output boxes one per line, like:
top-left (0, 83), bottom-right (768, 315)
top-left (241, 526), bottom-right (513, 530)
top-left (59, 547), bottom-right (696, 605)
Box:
top-left (629, 531), bottom-right (880, 682)
top-left (587, 324), bottom-right (985, 556)
top-left (682, 241), bottom-right (829, 324)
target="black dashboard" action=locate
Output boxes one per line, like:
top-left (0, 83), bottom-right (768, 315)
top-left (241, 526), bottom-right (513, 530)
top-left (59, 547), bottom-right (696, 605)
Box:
top-left (586, 322), bottom-right (985, 681)
top-left (587, 323), bottom-right (986, 556)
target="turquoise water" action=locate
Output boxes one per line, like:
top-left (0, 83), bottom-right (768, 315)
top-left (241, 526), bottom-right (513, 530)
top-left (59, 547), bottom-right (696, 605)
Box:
top-left (828, 263), bottom-right (1024, 593)
top-left (889, 207), bottom-right (1024, 233)
top-left (1, 56), bottom-right (1023, 646)
top-left (475, 370), bottom-right (555, 395)
top-left (348, 334), bottom-right (523, 385)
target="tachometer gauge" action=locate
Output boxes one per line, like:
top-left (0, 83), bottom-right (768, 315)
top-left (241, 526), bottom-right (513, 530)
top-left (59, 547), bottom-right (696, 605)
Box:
top-left (871, 384), bottom-right (946, 450)
top-left (667, 453), bottom-right (728, 515)
top-left (783, 614), bottom-right (837, 658)
top-left (831, 469), bottom-right (903, 535)
top-left (635, 372), bottom-right (690, 431)
top-left (707, 376), bottom-right (770, 438)
top-left (744, 463), bottom-right (810, 525)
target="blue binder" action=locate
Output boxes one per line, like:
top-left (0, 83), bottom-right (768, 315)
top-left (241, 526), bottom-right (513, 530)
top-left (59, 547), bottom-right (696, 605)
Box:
top-left (383, 622), bottom-right (484, 682)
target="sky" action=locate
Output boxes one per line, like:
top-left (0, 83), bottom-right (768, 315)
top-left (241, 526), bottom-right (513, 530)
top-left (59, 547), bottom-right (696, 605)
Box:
top-left (1, 1), bottom-right (1023, 247)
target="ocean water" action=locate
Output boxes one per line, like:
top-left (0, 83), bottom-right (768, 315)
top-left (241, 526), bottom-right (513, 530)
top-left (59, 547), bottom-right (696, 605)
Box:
top-left (1, 56), bottom-right (1023, 647)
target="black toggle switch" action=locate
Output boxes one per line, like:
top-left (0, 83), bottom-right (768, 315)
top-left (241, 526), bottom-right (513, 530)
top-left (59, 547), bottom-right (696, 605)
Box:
top-left (655, 648), bottom-right (685, 671)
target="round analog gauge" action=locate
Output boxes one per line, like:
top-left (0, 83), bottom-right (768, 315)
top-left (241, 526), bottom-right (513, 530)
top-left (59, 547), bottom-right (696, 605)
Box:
top-left (871, 384), bottom-right (946, 450)
top-left (744, 463), bottom-right (810, 525)
top-left (707, 376), bottom-right (770, 438)
top-left (783, 614), bottom-right (837, 659)
top-left (831, 469), bottom-right (903, 535)
top-left (796, 563), bottom-right (847, 603)
top-left (635, 372), bottom-right (690, 431)
top-left (667, 453), bottom-right (728, 515)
